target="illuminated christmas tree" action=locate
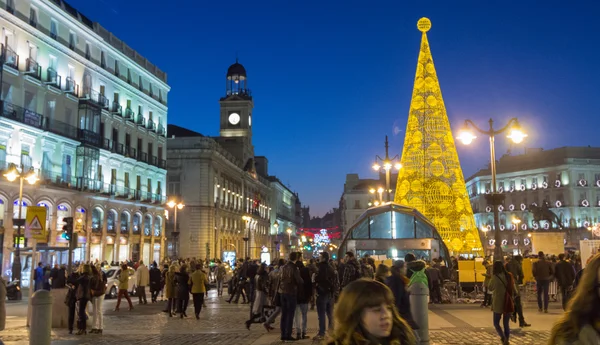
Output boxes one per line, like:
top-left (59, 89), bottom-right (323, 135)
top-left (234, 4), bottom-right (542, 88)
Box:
top-left (395, 18), bottom-right (483, 255)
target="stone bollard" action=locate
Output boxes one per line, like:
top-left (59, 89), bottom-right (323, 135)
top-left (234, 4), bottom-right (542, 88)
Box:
top-left (0, 277), bottom-right (6, 331)
top-left (409, 282), bottom-right (430, 345)
top-left (30, 290), bottom-right (53, 345)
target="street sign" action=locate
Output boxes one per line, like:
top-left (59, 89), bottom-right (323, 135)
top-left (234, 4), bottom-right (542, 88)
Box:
top-left (26, 206), bottom-right (47, 243)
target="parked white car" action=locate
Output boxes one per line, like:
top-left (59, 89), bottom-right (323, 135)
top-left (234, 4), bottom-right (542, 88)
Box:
top-left (103, 266), bottom-right (137, 299)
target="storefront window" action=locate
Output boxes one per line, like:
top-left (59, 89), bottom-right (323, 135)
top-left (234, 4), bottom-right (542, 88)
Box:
top-left (143, 214), bottom-right (152, 236)
top-left (57, 204), bottom-right (71, 233)
top-left (133, 213), bottom-right (141, 233)
top-left (107, 210), bottom-right (117, 232)
top-left (154, 216), bottom-right (162, 237)
top-left (120, 211), bottom-right (130, 233)
top-left (92, 207), bottom-right (103, 233)
top-left (12, 200), bottom-right (28, 219)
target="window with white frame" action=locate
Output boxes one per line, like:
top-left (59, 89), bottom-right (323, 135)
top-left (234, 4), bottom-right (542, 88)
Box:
top-left (50, 19), bottom-right (58, 39)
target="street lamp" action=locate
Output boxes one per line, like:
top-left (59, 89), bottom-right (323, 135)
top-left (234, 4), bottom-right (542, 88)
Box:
top-left (167, 198), bottom-right (184, 258)
top-left (242, 215), bottom-right (253, 258)
top-left (372, 136), bottom-right (401, 202)
top-left (286, 228), bottom-right (292, 245)
top-left (512, 217), bottom-right (522, 254)
top-left (4, 163), bottom-right (38, 287)
top-left (457, 118), bottom-right (527, 260)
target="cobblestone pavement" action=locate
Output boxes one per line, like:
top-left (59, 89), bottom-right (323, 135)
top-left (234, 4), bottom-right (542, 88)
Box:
top-left (0, 292), bottom-right (556, 345)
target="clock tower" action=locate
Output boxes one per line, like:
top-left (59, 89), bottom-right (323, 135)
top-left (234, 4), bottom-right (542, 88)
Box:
top-left (219, 59), bottom-right (255, 165)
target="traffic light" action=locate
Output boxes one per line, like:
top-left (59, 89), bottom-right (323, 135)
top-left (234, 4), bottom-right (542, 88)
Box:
top-left (62, 217), bottom-right (74, 241)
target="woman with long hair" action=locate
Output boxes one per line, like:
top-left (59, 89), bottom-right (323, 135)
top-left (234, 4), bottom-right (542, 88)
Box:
top-left (90, 265), bottom-right (107, 334)
top-left (488, 261), bottom-right (516, 345)
top-left (326, 278), bottom-right (416, 345)
top-left (164, 263), bottom-right (178, 316)
top-left (549, 253), bottom-right (600, 344)
top-left (245, 263), bottom-right (269, 330)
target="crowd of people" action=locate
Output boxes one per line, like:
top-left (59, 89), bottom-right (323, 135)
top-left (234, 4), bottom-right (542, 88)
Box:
top-left (16, 249), bottom-right (600, 344)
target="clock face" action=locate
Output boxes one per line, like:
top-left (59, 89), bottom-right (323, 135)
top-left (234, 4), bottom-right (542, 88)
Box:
top-left (249, 116), bottom-right (252, 126)
top-left (228, 112), bottom-right (240, 125)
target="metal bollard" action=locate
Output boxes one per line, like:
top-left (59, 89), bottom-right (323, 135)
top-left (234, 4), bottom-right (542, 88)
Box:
top-left (0, 277), bottom-right (6, 331)
top-left (30, 290), bottom-right (53, 345)
top-left (409, 282), bottom-right (430, 345)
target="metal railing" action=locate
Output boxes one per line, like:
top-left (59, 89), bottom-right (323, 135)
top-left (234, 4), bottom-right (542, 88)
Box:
top-left (147, 120), bottom-right (156, 131)
top-left (135, 115), bottom-right (145, 126)
top-left (80, 88), bottom-right (109, 108)
top-left (2, 44), bottom-right (19, 70)
top-left (138, 151), bottom-right (148, 163)
top-left (65, 77), bottom-right (78, 95)
top-left (159, 159), bottom-right (167, 169)
top-left (45, 67), bottom-right (61, 88)
top-left (124, 108), bottom-right (134, 120)
top-left (25, 58), bottom-right (42, 80)
top-left (1, 102), bottom-right (43, 129)
top-left (150, 156), bottom-right (158, 166)
top-left (157, 125), bottom-right (166, 136)
top-left (78, 129), bottom-right (102, 147)
top-left (124, 146), bottom-right (137, 159)
top-left (111, 102), bottom-right (122, 115)
top-left (43, 116), bottom-right (78, 140)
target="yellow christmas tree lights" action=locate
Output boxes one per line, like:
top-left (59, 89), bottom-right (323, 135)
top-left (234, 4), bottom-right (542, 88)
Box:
top-left (395, 18), bottom-right (483, 255)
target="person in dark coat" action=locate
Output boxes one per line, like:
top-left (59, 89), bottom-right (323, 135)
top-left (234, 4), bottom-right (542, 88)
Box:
top-left (294, 257), bottom-right (312, 340)
top-left (50, 264), bottom-right (67, 289)
top-left (66, 269), bottom-right (81, 334)
top-left (175, 265), bottom-right (190, 318)
top-left (385, 260), bottom-right (419, 332)
top-left (75, 264), bottom-right (92, 335)
top-left (554, 253), bottom-right (576, 310)
top-left (149, 263), bottom-right (162, 303)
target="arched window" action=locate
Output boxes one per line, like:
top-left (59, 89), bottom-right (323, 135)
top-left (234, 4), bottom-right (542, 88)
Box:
top-left (92, 207), bottom-right (103, 232)
top-left (13, 199), bottom-right (28, 219)
top-left (107, 210), bottom-right (117, 232)
top-left (133, 213), bottom-right (142, 233)
top-left (143, 214), bottom-right (152, 236)
top-left (37, 201), bottom-right (51, 231)
top-left (120, 211), bottom-right (130, 233)
top-left (154, 216), bottom-right (162, 237)
top-left (75, 207), bottom-right (86, 232)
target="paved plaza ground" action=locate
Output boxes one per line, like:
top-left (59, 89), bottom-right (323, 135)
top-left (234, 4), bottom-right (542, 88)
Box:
top-left (0, 290), bottom-right (561, 344)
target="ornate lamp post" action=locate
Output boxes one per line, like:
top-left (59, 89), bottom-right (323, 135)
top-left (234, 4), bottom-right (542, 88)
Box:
top-left (167, 199), bottom-right (184, 258)
top-left (242, 215), bottom-right (253, 258)
top-left (457, 118), bottom-right (527, 260)
top-left (4, 163), bottom-right (38, 288)
top-left (372, 136), bottom-right (401, 202)
top-left (512, 217), bottom-right (522, 255)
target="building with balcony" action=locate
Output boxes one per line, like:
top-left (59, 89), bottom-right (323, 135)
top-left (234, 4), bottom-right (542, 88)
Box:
top-left (466, 147), bottom-right (600, 255)
top-left (340, 173), bottom-right (397, 236)
top-left (0, 0), bottom-right (169, 275)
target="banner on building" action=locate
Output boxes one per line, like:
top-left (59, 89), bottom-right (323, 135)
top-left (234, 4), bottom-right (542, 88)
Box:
top-left (26, 206), bottom-right (47, 243)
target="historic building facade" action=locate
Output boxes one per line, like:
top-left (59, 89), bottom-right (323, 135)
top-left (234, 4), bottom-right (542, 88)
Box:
top-left (340, 173), bottom-right (396, 237)
top-left (0, 0), bottom-right (169, 277)
top-left (166, 61), bottom-right (298, 261)
top-left (466, 147), bottom-right (600, 254)
top-left (268, 175), bottom-right (302, 258)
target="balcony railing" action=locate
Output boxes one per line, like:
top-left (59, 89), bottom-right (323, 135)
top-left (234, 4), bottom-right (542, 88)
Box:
top-left (150, 156), bottom-right (158, 166)
top-left (25, 58), bottom-right (42, 80)
top-left (65, 77), bottom-right (78, 95)
top-left (1, 102), bottom-right (43, 129)
top-left (146, 120), bottom-right (156, 131)
top-left (43, 117), bottom-right (78, 140)
top-left (79, 88), bottom-right (109, 109)
top-left (6, 4), bottom-right (14, 14)
top-left (135, 115), bottom-right (145, 127)
top-left (157, 125), bottom-right (166, 136)
top-left (159, 159), bottom-right (166, 169)
top-left (124, 146), bottom-right (137, 159)
top-left (78, 129), bottom-right (102, 147)
top-left (45, 67), bottom-right (61, 88)
top-left (111, 102), bottom-right (122, 115)
top-left (138, 151), bottom-right (148, 163)
top-left (124, 108), bottom-right (134, 120)
top-left (2, 44), bottom-right (19, 70)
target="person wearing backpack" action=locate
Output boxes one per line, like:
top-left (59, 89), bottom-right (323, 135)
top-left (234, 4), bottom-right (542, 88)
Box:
top-left (404, 253), bottom-right (430, 287)
top-left (313, 251), bottom-right (339, 341)
top-left (90, 265), bottom-right (107, 334)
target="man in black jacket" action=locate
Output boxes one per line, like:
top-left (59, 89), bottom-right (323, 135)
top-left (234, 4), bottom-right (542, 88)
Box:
top-left (554, 253), bottom-right (576, 310)
top-left (505, 255), bottom-right (531, 327)
top-left (278, 252), bottom-right (303, 342)
top-left (149, 263), bottom-right (162, 303)
top-left (313, 252), bottom-right (338, 340)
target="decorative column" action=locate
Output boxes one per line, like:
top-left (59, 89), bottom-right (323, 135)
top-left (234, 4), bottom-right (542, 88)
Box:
top-left (114, 212), bottom-right (121, 265)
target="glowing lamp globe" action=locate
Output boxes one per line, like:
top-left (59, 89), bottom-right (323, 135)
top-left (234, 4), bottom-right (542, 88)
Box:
top-left (457, 129), bottom-right (476, 145)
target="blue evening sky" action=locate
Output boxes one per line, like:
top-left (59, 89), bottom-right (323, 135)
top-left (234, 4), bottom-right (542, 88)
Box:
top-left (68, 0), bottom-right (600, 216)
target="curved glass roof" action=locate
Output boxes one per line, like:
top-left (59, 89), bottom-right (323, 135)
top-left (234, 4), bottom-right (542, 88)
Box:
top-left (339, 203), bottom-right (451, 263)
